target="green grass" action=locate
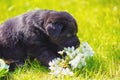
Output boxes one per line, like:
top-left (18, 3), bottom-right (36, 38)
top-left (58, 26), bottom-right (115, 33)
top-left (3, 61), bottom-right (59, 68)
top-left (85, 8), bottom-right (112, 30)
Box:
top-left (0, 0), bottom-right (120, 80)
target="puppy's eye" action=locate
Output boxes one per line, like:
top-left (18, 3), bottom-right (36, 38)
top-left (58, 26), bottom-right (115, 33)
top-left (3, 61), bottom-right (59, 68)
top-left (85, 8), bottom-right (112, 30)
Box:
top-left (66, 34), bottom-right (72, 38)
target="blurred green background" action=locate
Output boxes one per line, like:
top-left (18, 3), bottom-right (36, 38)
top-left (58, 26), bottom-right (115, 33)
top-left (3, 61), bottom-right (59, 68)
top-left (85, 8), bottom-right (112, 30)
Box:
top-left (0, 0), bottom-right (120, 80)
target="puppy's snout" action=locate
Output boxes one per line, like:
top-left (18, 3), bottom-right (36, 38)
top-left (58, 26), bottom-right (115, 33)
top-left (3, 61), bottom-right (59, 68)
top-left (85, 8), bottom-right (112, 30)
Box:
top-left (64, 36), bottom-right (80, 48)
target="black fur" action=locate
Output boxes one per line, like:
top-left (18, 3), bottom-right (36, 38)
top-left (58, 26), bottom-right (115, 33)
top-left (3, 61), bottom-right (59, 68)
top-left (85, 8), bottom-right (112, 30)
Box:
top-left (0, 10), bottom-right (80, 70)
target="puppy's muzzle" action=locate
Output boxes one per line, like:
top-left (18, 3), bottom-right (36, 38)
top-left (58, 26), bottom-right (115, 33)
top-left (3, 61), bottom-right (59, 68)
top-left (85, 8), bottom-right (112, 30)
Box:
top-left (64, 37), bottom-right (80, 49)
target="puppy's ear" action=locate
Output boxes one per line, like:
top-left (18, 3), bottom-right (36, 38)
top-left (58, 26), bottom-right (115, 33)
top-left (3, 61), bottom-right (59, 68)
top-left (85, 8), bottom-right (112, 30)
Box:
top-left (46, 23), bottom-right (63, 38)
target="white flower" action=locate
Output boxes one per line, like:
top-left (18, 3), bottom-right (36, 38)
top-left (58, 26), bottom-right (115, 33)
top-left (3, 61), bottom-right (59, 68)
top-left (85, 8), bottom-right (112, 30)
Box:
top-left (64, 46), bottom-right (75, 54)
top-left (49, 58), bottom-right (61, 66)
top-left (49, 42), bottom-right (94, 77)
top-left (49, 58), bottom-right (61, 73)
top-left (74, 49), bottom-right (80, 55)
top-left (58, 50), bottom-right (64, 55)
top-left (50, 67), bottom-right (74, 76)
top-left (0, 59), bottom-right (6, 70)
top-left (49, 66), bottom-right (55, 71)
top-left (49, 66), bottom-right (62, 76)
top-left (62, 68), bottom-right (73, 76)
top-left (81, 42), bottom-right (94, 57)
top-left (69, 53), bottom-right (85, 69)
top-left (64, 46), bottom-right (78, 59)
top-left (64, 46), bottom-right (75, 52)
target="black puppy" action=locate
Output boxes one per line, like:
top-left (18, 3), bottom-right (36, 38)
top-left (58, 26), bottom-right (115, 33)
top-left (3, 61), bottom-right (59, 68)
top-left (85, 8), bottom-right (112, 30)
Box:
top-left (0, 10), bottom-right (80, 69)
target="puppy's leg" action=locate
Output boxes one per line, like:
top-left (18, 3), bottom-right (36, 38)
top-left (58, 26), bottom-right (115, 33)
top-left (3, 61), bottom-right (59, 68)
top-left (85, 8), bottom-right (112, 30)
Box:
top-left (5, 59), bottom-right (25, 71)
top-left (9, 61), bottom-right (24, 71)
top-left (1, 46), bottom-right (28, 70)
top-left (37, 50), bottom-right (60, 67)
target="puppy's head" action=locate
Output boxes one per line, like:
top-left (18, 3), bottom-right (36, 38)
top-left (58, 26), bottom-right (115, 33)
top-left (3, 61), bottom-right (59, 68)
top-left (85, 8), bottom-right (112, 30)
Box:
top-left (44, 11), bottom-right (80, 49)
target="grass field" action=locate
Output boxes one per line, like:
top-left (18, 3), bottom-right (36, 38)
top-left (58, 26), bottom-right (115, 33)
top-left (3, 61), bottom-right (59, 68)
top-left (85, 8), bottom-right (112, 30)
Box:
top-left (0, 0), bottom-right (120, 80)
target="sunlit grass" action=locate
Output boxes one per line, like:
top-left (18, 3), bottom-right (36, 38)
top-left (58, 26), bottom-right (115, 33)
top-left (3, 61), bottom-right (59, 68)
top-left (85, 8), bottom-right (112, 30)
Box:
top-left (0, 0), bottom-right (120, 80)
